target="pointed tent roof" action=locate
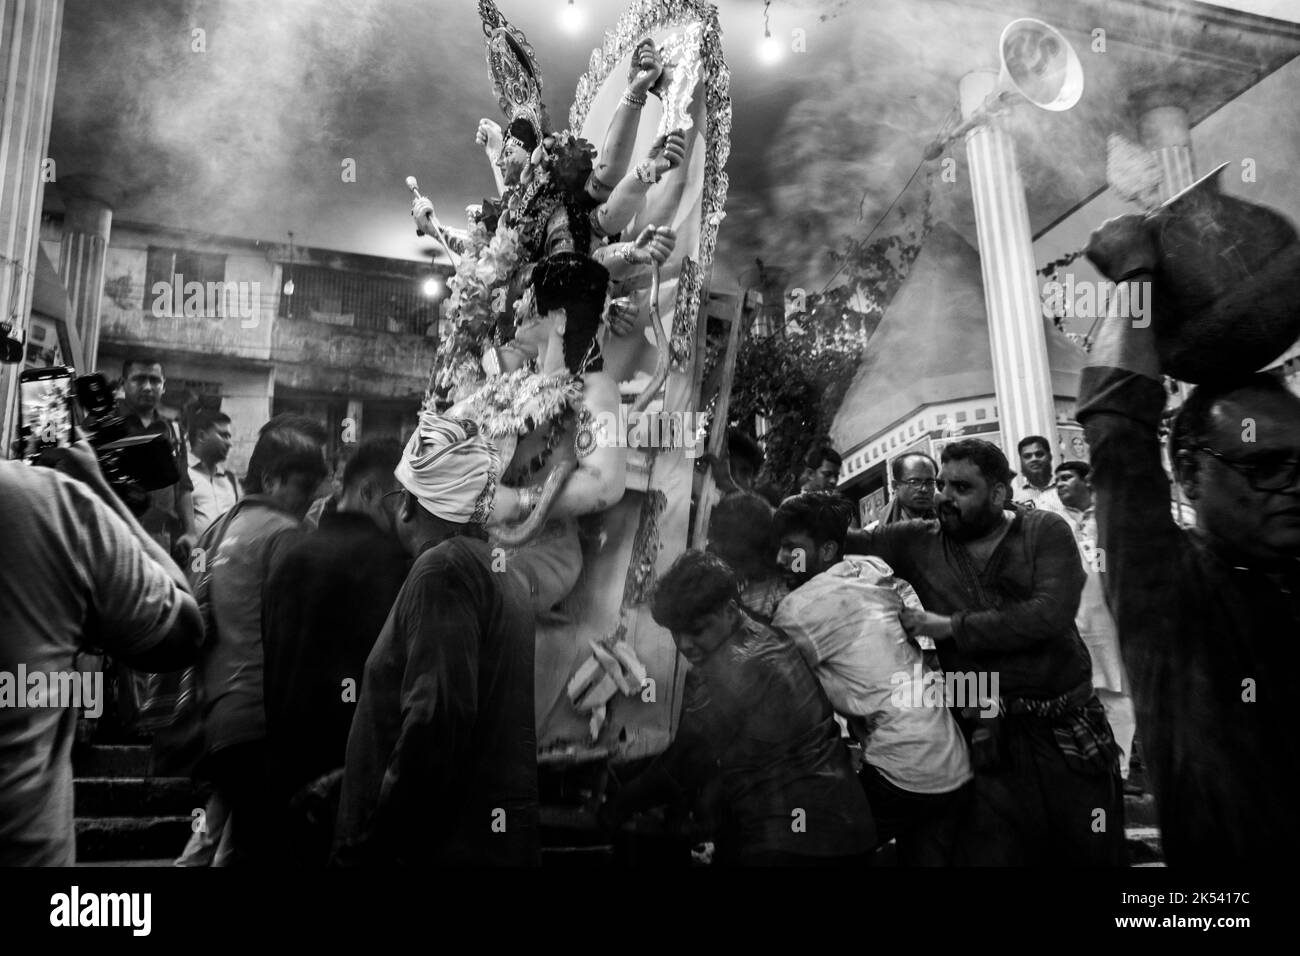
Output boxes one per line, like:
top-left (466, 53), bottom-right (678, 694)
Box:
top-left (830, 222), bottom-right (1086, 454)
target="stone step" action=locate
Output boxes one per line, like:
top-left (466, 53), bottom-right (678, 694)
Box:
top-left (75, 859), bottom-right (175, 868)
top-left (1124, 792), bottom-right (1158, 828)
top-left (75, 816), bottom-right (191, 863)
top-left (75, 777), bottom-right (199, 818)
top-left (541, 845), bottom-right (616, 866)
top-left (73, 744), bottom-right (153, 777)
top-left (1125, 826), bottom-right (1164, 865)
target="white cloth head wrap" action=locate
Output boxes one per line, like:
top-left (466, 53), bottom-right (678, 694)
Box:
top-left (395, 411), bottom-right (499, 524)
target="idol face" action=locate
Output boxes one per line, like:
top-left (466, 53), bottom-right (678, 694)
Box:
top-left (496, 136), bottom-right (530, 186)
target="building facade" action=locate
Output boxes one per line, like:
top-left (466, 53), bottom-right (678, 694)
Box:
top-left (34, 216), bottom-right (444, 475)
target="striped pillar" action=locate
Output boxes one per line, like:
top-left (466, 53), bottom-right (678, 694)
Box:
top-left (0, 0), bottom-right (64, 452)
top-left (1139, 104), bottom-right (1195, 202)
top-left (59, 195), bottom-right (111, 372)
top-left (961, 70), bottom-right (1056, 458)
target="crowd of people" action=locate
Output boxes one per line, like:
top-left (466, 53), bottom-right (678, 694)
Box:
top-left (3, 267), bottom-right (1299, 866)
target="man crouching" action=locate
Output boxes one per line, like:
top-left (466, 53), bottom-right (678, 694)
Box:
top-left (607, 551), bottom-right (876, 865)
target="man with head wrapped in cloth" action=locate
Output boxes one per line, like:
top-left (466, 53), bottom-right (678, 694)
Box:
top-left (331, 413), bottom-right (540, 866)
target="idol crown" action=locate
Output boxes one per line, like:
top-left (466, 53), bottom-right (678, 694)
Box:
top-left (480, 0), bottom-right (551, 142)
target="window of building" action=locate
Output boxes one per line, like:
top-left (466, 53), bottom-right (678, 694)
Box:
top-left (956, 411), bottom-right (967, 422)
top-left (145, 247), bottom-right (228, 315)
top-left (975, 407), bottom-right (986, 420)
top-left (278, 264), bottom-right (437, 335)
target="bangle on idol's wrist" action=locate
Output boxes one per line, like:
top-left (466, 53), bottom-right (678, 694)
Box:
top-left (620, 243), bottom-right (638, 265)
top-left (634, 159), bottom-right (659, 186)
top-left (621, 88), bottom-right (647, 109)
top-left (518, 484), bottom-right (541, 518)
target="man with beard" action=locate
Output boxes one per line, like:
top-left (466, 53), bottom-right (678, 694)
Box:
top-left (1014, 435), bottom-right (1064, 513)
top-left (843, 439), bottom-right (1123, 866)
top-left (771, 494), bottom-right (973, 865)
top-left (869, 452), bottom-right (939, 529)
top-left (1076, 214), bottom-right (1300, 864)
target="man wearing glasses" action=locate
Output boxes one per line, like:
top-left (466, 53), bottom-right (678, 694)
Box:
top-left (869, 452), bottom-right (940, 529)
top-left (1079, 217), bottom-right (1300, 865)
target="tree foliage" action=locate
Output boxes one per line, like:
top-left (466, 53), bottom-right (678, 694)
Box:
top-left (723, 193), bottom-right (931, 497)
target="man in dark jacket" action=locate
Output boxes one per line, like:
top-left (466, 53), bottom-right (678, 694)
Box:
top-left (1076, 214), bottom-right (1300, 864)
top-left (332, 414), bottom-right (539, 866)
top-left (609, 550), bottom-right (876, 866)
top-left (845, 438), bottom-right (1123, 865)
top-left (263, 437), bottom-right (410, 863)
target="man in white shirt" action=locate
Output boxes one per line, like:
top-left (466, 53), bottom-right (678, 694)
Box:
top-left (1014, 434), bottom-right (1064, 513)
top-left (1053, 461), bottom-right (1136, 780)
top-left (187, 411), bottom-right (241, 535)
top-left (770, 494), bottom-right (973, 865)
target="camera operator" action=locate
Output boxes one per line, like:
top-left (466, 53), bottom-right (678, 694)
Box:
top-left (0, 443), bottom-right (204, 865)
top-left (117, 356), bottom-right (197, 562)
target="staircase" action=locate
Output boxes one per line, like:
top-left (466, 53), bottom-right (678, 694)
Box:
top-left (70, 742), bottom-right (1163, 866)
top-left (73, 743), bottom-right (196, 867)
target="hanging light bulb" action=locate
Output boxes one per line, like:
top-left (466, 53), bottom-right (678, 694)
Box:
top-left (759, 0), bottom-right (782, 64)
top-left (284, 231), bottom-right (295, 297)
top-left (422, 276), bottom-right (441, 297)
top-left (560, 0), bottom-right (584, 34)
top-left (283, 231), bottom-right (295, 321)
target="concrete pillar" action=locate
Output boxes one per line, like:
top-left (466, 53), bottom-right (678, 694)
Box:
top-left (59, 193), bottom-right (111, 373)
top-left (961, 70), bottom-right (1056, 457)
top-left (0, 0), bottom-right (64, 453)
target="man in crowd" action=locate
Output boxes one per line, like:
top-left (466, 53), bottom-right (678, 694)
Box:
top-left (771, 494), bottom-right (972, 865)
top-left (188, 410), bottom-right (240, 535)
top-left (117, 356), bottom-right (197, 558)
top-left (608, 550), bottom-right (875, 866)
top-left (844, 438), bottom-right (1122, 865)
top-left (1014, 435), bottom-right (1063, 513)
top-left (196, 413), bottom-right (329, 866)
top-left (1052, 460), bottom-right (1136, 781)
top-left (1, 443), bottom-right (203, 865)
top-left (799, 444), bottom-right (842, 494)
top-left (264, 437), bottom-right (411, 864)
top-left (871, 452), bottom-right (939, 528)
top-left (332, 413), bottom-right (539, 866)
top-left (706, 491), bottom-right (787, 623)
top-left (1076, 215), bottom-right (1300, 863)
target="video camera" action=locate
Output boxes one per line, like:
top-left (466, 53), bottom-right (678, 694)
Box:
top-left (16, 366), bottom-right (180, 505)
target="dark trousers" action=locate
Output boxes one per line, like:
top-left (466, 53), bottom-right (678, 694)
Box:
top-left (953, 714), bottom-right (1125, 866)
top-left (858, 762), bottom-right (970, 866)
top-left (202, 740), bottom-right (274, 867)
